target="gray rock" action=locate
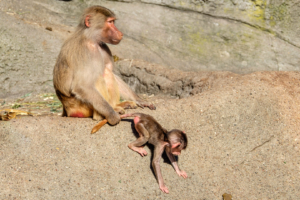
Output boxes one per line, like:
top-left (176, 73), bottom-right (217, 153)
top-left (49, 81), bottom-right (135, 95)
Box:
top-left (1, 0), bottom-right (299, 97)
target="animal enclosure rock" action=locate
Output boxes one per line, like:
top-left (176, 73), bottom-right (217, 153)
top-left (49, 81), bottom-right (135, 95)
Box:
top-left (1, 71), bottom-right (300, 199)
top-left (0, 0), bottom-right (300, 97)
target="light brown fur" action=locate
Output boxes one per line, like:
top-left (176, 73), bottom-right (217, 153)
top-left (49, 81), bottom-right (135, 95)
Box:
top-left (53, 6), bottom-right (155, 125)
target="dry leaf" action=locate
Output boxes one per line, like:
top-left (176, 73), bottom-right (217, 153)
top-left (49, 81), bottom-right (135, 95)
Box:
top-left (113, 55), bottom-right (119, 62)
top-left (0, 109), bottom-right (33, 121)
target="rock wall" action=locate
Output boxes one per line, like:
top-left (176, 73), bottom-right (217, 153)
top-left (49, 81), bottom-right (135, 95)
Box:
top-left (0, 0), bottom-right (299, 98)
top-left (0, 0), bottom-right (82, 98)
top-left (89, 0), bottom-right (300, 73)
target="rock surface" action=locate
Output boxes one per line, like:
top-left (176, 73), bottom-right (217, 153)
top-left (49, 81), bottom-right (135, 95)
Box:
top-left (1, 1), bottom-right (300, 199)
top-left (1, 71), bottom-right (300, 199)
top-left (1, 0), bottom-right (300, 97)
top-left (101, 0), bottom-right (300, 73)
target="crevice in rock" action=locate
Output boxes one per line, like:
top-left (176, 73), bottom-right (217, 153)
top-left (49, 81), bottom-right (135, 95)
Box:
top-left (250, 135), bottom-right (275, 152)
top-left (115, 59), bottom-right (217, 98)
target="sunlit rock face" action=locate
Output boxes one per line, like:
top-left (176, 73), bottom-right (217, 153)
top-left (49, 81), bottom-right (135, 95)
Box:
top-left (0, 0), bottom-right (299, 97)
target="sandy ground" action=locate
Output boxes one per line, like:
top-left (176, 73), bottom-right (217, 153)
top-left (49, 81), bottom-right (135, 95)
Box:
top-left (1, 71), bottom-right (300, 199)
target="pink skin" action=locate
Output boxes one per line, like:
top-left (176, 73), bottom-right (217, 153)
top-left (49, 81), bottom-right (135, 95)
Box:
top-left (129, 146), bottom-right (148, 157)
top-left (70, 112), bottom-right (85, 118)
top-left (160, 185), bottom-right (169, 194)
top-left (106, 18), bottom-right (123, 44)
top-left (84, 16), bottom-right (123, 45)
top-left (171, 143), bottom-right (182, 155)
top-left (176, 170), bottom-right (188, 178)
top-left (133, 116), bottom-right (139, 124)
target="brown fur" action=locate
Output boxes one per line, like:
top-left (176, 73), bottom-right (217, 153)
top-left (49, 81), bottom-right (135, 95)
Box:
top-left (53, 6), bottom-right (155, 125)
top-left (122, 113), bottom-right (188, 193)
top-left (91, 113), bottom-right (188, 193)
